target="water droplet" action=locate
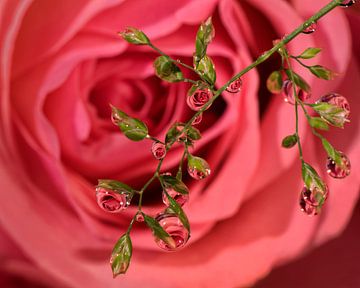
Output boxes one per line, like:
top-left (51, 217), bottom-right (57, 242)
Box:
top-left (154, 212), bottom-right (189, 251)
top-left (192, 114), bottom-right (203, 125)
top-left (162, 188), bottom-right (189, 207)
top-left (151, 142), bottom-right (166, 160)
top-left (301, 185), bottom-right (328, 207)
top-left (173, 123), bottom-right (189, 143)
top-left (340, 0), bottom-right (356, 7)
top-left (135, 213), bottom-right (144, 222)
top-left (281, 80), bottom-right (311, 104)
top-left (96, 187), bottom-right (131, 213)
top-left (317, 93), bottom-right (350, 119)
top-left (299, 195), bottom-right (319, 216)
top-left (326, 152), bottom-right (351, 179)
top-left (226, 78), bottom-right (242, 93)
top-left (302, 22), bottom-right (317, 34)
top-left (187, 88), bottom-right (213, 111)
top-left (187, 157), bottom-right (211, 180)
top-left (111, 110), bottom-right (123, 126)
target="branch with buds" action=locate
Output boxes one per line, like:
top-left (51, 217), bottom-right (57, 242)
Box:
top-left (94, 0), bottom-right (355, 277)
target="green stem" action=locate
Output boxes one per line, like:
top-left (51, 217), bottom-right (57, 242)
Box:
top-left (138, 159), bottom-right (164, 210)
top-left (183, 78), bottom-right (198, 85)
top-left (283, 50), bottom-right (305, 163)
top-left (146, 135), bottom-right (164, 144)
top-left (147, 43), bottom-right (203, 78)
top-left (176, 145), bottom-right (188, 180)
top-left (126, 214), bottom-right (137, 234)
top-left (291, 56), bottom-right (311, 69)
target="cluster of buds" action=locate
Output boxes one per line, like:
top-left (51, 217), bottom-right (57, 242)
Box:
top-left (267, 32), bottom-right (352, 216)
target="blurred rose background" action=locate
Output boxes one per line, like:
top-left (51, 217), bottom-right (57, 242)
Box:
top-left (0, 0), bottom-right (359, 287)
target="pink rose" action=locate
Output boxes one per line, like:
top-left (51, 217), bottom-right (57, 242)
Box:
top-left (1, 1), bottom-right (359, 287)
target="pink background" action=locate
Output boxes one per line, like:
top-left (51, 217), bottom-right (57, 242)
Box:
top-left (1, 0), bottom-right (359, 287)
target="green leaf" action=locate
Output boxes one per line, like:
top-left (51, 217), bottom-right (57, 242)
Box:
top-left (296, 47), bottom-right (322, 59)
top-left (165, 122), bottom-right (185, 144)
top-left (321, 138), bottom-right (343, 167)
top-left (187, 81), bottom-right (209, 96)
top-left (285, 70), bottom-right (311, 92)
top-left (118, 27), bottom-right (149, 45)
top-left (153, 56), bottom-right (183, 82)
top-left (311, 102), bottom-right (348, 128)
top-left (110, 105), bottom-right (148, 141)
top-left (165, 122), bottom-right (201, 144)
top-left (194, 17), bottom-right (215, 67)
top-left (308, 117), bottom-right (329, 131)
top-left (186, 126), bottom-right (201, 141)
top-left (160, 175), bottom-right (189, 195)
top-left (301, 162), bottom-right (326, 191)
top-left (97, 179), bottom-right (133, 193)
top-left (266, 71), bottom-right (283, 94)
top-left (281, 134), bottom-right (298, 148)
top-left (196, 55), bottom-right (216, 85)
top-left (309, 65), bottom-right (335, 80)
top-left (143, 214), bottom-right (176, 249)
top-left (110, 234), bottom-right (132, 277)
top-left (119, 118), bottom-right (148, 141)
top-left (164, 193), bottom-right (190, 233)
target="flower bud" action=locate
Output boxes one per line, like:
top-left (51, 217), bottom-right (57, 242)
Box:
top-left (118, 27), bottom-right (149, 45)
top-left (313, 93), bottom-right (350, 128)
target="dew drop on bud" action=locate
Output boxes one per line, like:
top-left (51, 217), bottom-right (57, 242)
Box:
top-left (302, 21), bottom-right (317, 34)
top-left (192, 114), bottom-right (203, 125)
top-left (154, 212), bottom-right (189, 251)
top-left (317, 93), bottom-right (350, 120)
top-left (226, 78), bottom-right (242, 93)
top-left (135, 213), bottom-right (144, 222)
top-left (301, 185), bottom-right (328, 207)
top-left (187, 157), bottom-right (211, 180)
top-left (96, 187), bottom-right (131, 213)
top-left (299, 195), bottom-right (319, 216)
top-left (281, 80), bottom-right (311, 104)
top-left (326, 152), bottom-right (351, 179)
top-left (151, 141), bottom-right (166, 160)
top-left (188, 166), bottom-right (210, 180)
top-left (187, 88), bottom-right (213, 111)
top-left (162, 188), bottom-right (189, 207)
top-left (111, 110), bottom-right (123, 126)
top-left (340, 0), bottom-right (356, 7)
top-left (173, 123), bottom-right (188, 143)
